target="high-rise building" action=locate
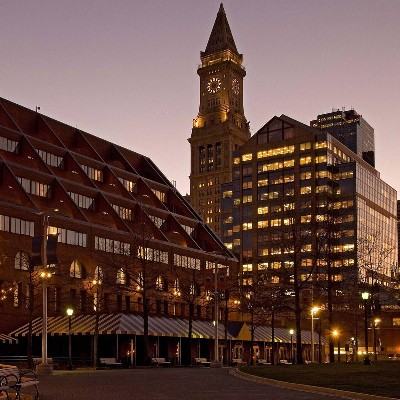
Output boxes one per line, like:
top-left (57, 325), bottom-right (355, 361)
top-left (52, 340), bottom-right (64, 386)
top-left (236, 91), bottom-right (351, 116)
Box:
top-left (221, 114), bottom-right (397, 294)
top-left (311, 109), bottom-right (375, 167)
top-left (188, 4), bottom-right (250, 237)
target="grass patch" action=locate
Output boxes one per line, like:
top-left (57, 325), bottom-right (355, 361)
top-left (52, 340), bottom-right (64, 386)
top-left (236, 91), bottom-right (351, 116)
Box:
top-left (241, 361), bottom-right (400, 398)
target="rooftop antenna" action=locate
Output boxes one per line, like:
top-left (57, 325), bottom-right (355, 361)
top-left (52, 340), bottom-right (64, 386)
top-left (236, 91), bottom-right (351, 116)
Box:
top-left (35, 106), bottom-right (40, 113)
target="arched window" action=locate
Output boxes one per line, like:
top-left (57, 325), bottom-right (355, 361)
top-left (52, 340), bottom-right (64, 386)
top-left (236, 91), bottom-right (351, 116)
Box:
top-left (173, 279), bottom-right (180, 296)
top-left (136, 272), bottom-right (143, 290)
top-left (70, 260), bottom-right (82, 278)
top-left (156, 275), bottom-right (164, 291)
top-left (190, 282), bottom-right (195, 295)
top-left (94, 266), bottom-right (104, 282)
top-left (15, 251), bottom-right (29, 270)
top-left (116, 268), bottom-right (126, 285)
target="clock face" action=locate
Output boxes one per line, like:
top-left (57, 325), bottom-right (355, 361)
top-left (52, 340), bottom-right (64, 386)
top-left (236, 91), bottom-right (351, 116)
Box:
top-left (207, 77), bottom-right (221, 94)
top-left (232, 78), bottom-right (240, 95)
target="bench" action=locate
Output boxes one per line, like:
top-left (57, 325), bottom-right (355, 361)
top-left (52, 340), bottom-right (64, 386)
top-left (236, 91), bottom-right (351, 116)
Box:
top-left (194, 357), bottom-right (210, 367)
top-left (0, 364), bottom-right (39, 400)
top-left (256, 359), bottom-right (271, 365)
top-left (99, 358), bottom-right (122, 368)
top-left (151, 357), bottom-right (171, 367)
top-left (232, 358), bottom-right (247, 367)
top-left (33, 357), bottom-right (58, 369)
top-left (279, 359), bottom-right (292, 364)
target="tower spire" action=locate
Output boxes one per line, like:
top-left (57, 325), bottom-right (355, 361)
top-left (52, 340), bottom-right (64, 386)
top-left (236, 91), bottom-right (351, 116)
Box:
top-left (204, 3), bottom-right (238, 56)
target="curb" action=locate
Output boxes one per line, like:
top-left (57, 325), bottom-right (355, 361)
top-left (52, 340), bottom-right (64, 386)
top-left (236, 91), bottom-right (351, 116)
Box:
top-left (229, 368), bottom-right (398, 400)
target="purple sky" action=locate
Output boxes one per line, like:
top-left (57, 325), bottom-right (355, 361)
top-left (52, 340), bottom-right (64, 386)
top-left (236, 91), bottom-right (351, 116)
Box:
top-left (1, 0), bottom-right (399, 196)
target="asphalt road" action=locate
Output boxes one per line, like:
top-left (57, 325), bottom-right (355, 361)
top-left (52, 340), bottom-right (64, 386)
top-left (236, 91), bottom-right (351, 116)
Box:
top-left (36, 367), bottom-right (348, 400)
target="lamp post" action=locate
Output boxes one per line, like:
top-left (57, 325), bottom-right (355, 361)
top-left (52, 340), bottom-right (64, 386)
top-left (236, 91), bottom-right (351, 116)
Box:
top-left (213, 259), bottom-right (219, 365)
top-left (332, 330), bottom-right (340, 363)
top-left (310, 306), bottom-right (320, 363)
top-left (361, 292), bottom-right (371, 365)
top-left (373, 318), bottom-right (381, 362)
top-left (289, 329), bottom-right (294, 364)
top-left (36, 213), bottom-right (54, 375)
top-left (67, 308), bottom-right (74, 370)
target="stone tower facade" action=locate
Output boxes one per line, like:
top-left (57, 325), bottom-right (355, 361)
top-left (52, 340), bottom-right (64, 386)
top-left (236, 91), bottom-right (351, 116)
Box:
top-left (188, 3), bottom-right (250, 237)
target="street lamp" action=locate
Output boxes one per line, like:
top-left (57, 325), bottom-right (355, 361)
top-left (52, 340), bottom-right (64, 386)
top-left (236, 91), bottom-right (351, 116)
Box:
top-left (310, 306), bottom-right (320, 363)
top-left (373, 318), bottom-right (381, 362)
top-left (213, 259), bottom-right (219, 365)
top-left (332, 330), bottom-right (340, 363)
top-left (67, 308), bottom-right (74, 370)
top-left (289, 329), bottom-right (294, 364)
top-left (361, 292), bottom-right (371, 365)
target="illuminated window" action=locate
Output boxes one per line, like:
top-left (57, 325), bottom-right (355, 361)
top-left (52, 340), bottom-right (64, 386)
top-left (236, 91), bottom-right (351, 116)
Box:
top-left (284, 203), bottom-right (295, 211)
top-left (257, 207), bottom-right (268, 215)
top-left (316, 155), bottom-right (327, 163)
top-left (271, 248), bottom-right (281, 255)
top-left (258, 220), bottom-right (268, 228)
top-left (284, 159), bottom-right (295, 168)
top-left (70, 260), bottom-right (82, 278)
top-left (315, 141), bottom-right (327, 149)
top-left (271, 219), bottom-right (281, 227)
top-left (242, 154), bottom-right (253, 162)
top-left (233, 157), bottom-right (240, 165)
top-left (243, 264), bottom-right (253, 272)
top-left (242, 222), bottom-right (252, 230)
top-left (258, 179), bottom-right (268, 187)
top-left (300, 171), bottom-right (312, 180)
top-left (223, 190), bottom-right (233, 198)
top-left (15, 251), bottom-right (29, 270)
top-left (242, 181), bottom-right (253, 189)
top-left (271, 262), bottom-right (280, 269)
top-left (271, 276), bottom-right (279, 284)
top-left (242, 195), bottom-right (252, 203)
top-left (300, 142), bottom-right (311, 150)
top-left (258, 262), bottom-right (268, 270)
top-left (300, 186), bottom-right (312, 195)
top-left (300, 156), bottom-right (312, 165)
top-left (283, 218), bottom-right (293, 225)
top-left (114, 268), bottom-right (126, 285)
top-left (301, 215), bottom-right (312, 223)
top-left (156, 275), bottom-right (164, 291)
top-left (301, 244), bottom-right (312, 253)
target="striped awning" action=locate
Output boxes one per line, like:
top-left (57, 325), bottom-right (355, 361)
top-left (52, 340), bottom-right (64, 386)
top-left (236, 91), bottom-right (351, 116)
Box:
top-left (9, 314), bottom-right (233, 340)
top-left (252, 326), bottom-right (325, 345)
top-left (0, 333), bottom-right (18, 344)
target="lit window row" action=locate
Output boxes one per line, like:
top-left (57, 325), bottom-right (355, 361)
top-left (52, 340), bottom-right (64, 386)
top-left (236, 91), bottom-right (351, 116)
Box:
top-left (17, 177), bottom-right (51, 198)
top-left (68, 191), bottom-right (95, 210)
top-left (148, 214), bottom-right (164, 228)
top-left (49, 226), bottom-right (87, 247)
top-left (113, 204), bottom-right (133, 220)
top-left (0, 136), bottom-right (19, 153)
top-left (118, 177), bottom-right (136, 192)
top-left (0, 214), bottom-right (34, 236)
top-left (152, 189), bottom-right (166, 203)
top-left (81, 164), bottom-right (103, 182)
top-left (36, 149), bottom-right (64, 168)
top-left (95, 236), bottom-right (130, 255)
top-left (257, 145), bottom-right (294, 159)
top-left (174, 254), bottom-right (200, 270)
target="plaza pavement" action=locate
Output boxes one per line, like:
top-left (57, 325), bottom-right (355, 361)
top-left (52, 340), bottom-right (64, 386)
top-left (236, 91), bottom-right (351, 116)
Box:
top-left (34, 367), bottom-right (387, 400)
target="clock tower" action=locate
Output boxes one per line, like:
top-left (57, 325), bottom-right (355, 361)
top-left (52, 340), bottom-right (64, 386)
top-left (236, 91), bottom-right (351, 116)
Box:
top-left (188, 3), bottom-right (250, 237)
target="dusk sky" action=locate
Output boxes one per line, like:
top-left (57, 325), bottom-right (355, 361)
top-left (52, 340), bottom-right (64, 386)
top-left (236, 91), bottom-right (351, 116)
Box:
top-left (1, 0), bottom-right (399, 195)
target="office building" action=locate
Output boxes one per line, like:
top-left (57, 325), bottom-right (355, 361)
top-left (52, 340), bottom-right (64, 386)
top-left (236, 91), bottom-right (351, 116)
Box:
top-left (311, 109), bottom-right (375, 167)
top-left (221, 114), bottom-right (397, 295)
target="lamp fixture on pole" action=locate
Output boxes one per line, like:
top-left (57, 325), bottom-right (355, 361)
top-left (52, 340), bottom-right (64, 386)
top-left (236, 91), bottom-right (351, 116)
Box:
top-left (310, 306), bottom-right (320, 363)
top-left (361, 291), bottom-right (371, 365)
top-left (67, 308), bottom-right (74, 370)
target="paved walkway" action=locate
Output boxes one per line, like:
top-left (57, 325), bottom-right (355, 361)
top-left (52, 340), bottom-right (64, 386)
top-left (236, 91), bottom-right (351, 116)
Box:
top-left (37, 367), bottom-right (361, 400)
